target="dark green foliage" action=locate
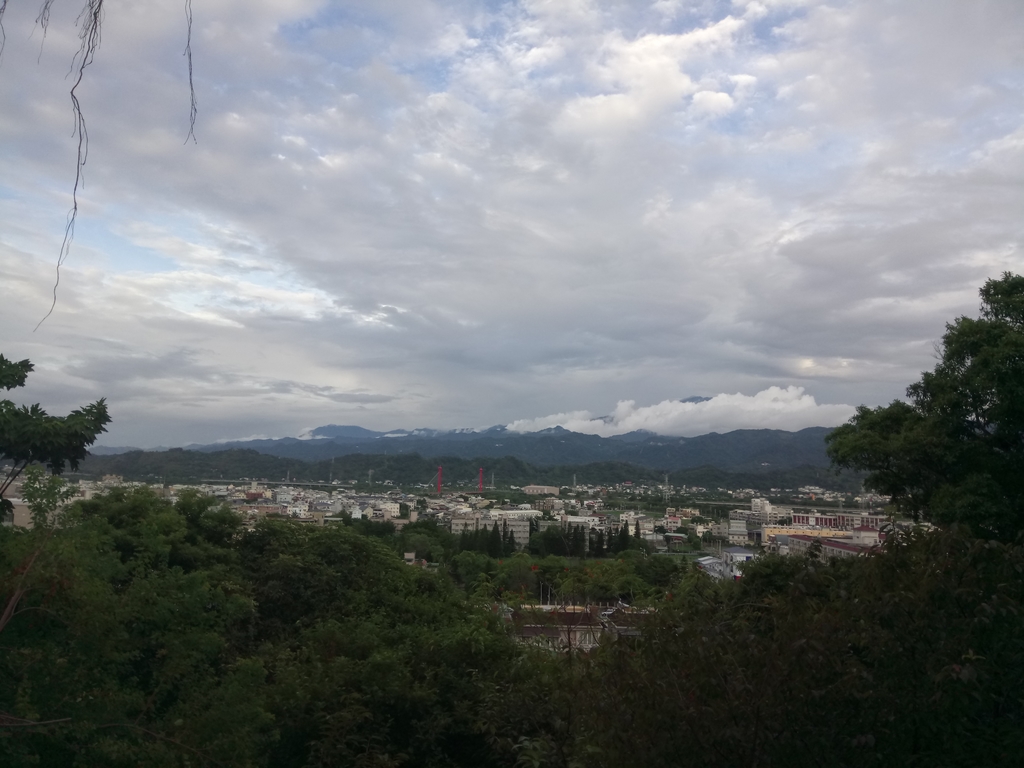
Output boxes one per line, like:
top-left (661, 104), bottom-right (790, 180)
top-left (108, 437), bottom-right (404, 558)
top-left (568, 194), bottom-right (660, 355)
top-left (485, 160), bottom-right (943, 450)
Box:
top-left (527, 525), bottom-right (588, 558)
top-left (610, 524), bottom-right (626, 552)
top-left (450, 550), bottom-right (495, 591)
top-left (396, 519), bottom-right (453, 562)
top-left (0, 488), bottom-right (518, 767)
top-left (79, 447), bottom-right (313, 486)
top-left (828, 273), bottom-right (1024, 539)
top-left (236, 521), bottom-right (512, 767)
top-left (349, 517), bottom-right (396, 539)
top-left (0, 488), bottom-right (270, 766)
top-left (456, 524), bottom-right (516, 558)
top-left (592, 529), bottom-right (605, 557)
top-left (487, 522), bottom-right (503, 558)
top-left (1, 355), bottom-right (110, 516)
top-left (5, 488), bottom-right (1019, 766)
top-left (558, 528), bottom-right (1024, 768)
top-left (0, 357), bottom-right (32, 390)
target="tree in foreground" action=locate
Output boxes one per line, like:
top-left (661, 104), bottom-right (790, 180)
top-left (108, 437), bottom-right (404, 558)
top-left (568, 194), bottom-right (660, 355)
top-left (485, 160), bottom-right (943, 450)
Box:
top-left (563, 528), bottom-right (1024, 768)
top-left (1, 487), bottom-right (518, 767)
top-left (826, 273), bottom-right (1024, 540)
top-left (0, 354), bottom-right (110, 519)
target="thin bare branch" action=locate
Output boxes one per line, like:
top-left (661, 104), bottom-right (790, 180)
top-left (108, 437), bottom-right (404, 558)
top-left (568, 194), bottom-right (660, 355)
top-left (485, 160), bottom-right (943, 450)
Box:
top-left (35, 0), bottom-right (104, 330)
top-left (184, 0), bottom-right (197, 143)
top-left (0, 527), bottom-right (58, 635)
top-left (0, 1), bottom-right (9, 62)
top-left (0, 713), bottom-right (73, 728)
top-left (0, 460), bottom-right (29, 498)
top-left (34, 0), bottom-right (56, 62)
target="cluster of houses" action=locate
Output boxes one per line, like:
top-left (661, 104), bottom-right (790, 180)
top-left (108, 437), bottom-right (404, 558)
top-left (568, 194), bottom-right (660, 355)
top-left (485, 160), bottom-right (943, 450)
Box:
top-left (2, 471), bottom-right (897, 573)
top-left (690, 497), bottom-right (900, 581)
top-left (2, 467), bottom-right (911, 657)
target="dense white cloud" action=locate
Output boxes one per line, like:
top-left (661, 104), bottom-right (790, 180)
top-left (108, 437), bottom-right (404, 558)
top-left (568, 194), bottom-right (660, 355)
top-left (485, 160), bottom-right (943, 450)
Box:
top-left (506, 386), bottom-right (856, 436)
top-left (1, 0), bottom-right (1022, 447)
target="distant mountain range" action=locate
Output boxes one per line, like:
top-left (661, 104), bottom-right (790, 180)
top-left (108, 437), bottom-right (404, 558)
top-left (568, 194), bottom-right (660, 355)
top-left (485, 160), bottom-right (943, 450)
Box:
top-left (77, 448), bottom-right (862, 493)
top-left (95, 424), bottom-right (836, 473)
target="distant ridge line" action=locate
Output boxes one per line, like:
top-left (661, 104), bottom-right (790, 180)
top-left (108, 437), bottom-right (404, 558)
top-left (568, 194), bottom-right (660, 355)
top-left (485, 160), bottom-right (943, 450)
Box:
top-left (94, 425), bottom-right (836, 474)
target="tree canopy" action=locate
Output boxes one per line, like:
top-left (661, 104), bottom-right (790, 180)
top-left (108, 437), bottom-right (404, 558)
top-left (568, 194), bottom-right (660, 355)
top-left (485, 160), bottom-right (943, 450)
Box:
top-left (3, 468), bottom-right (1022, 765)
top-left (0, 487), bottom-right (517, 766)
top-left (0, 355), bottom-right (110, 517)
top-left (827, 272), bottom-right (1024, 540)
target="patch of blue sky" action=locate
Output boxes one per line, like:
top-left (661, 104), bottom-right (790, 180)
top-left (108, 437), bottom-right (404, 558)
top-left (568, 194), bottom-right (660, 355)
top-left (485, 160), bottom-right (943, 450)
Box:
top-left (74, 217), bottom-right (177, 274)
top-left (396, 58), bottom-right (456, 94)
top-left (279, 3), bottom-right (376, 39)
top-left (739, 147), bottom-right (864, 202)
top-left (637, 0), bottom-right (801, 38)
top-left (0, 184), bottom-right (20, 200)
top-left (664, 124), bottom-right (860, 195)
top-left (697, 107), bottom-right (756, 138)
top-left (987, 70), bottom-right (1024, 96)
top-left (233, 268), bottom-right (309, 294)
top-left (917, 108), bottom-right (1024, 172)
top-left (662, 105), bottom-right (761, 148)
top-left (278, 11), bottom-right (379, 70)
top-left (745, 4), bottom-right (808, 50)
top-left (622, 2), bottom-right (800, 66)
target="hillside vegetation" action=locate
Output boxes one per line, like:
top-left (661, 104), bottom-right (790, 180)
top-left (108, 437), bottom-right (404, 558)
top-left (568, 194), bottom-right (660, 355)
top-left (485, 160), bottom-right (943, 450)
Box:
top-left (77, 449), bottom-right (863, 492)
top-left (1, 489), bottom-right (1021, 766)
top-left (183, 425), bottom-right (835, 471)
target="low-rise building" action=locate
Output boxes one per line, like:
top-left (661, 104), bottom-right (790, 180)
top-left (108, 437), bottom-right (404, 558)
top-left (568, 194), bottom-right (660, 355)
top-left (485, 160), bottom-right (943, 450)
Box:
top-left (790, 511), bottom-right (888, 529)
top-left (788, 531), bottom-right (880, 560)
top-left (523, 485), bottom-right (560, 496)
top-left (714, 519), bottom-right (749, 544)
top-left (450, 513), bottom-right (530, 549)
top-left (721, 546), bottom-right (756, 578)
top-left (760, 526), bottom-right (848, 544)
top-left (510, 605), bottom-right (605, 651)
top-left (695, 555), bottom-right (726, 580)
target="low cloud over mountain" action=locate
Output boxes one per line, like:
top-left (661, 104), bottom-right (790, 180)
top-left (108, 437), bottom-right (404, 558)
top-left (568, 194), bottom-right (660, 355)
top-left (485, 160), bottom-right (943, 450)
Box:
top-left (506, 387), bottom-right (856, 438)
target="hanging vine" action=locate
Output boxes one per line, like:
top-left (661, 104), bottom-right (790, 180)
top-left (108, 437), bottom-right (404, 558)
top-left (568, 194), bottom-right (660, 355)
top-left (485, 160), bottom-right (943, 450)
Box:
top-left (0, 1), bottom-right (197, 327)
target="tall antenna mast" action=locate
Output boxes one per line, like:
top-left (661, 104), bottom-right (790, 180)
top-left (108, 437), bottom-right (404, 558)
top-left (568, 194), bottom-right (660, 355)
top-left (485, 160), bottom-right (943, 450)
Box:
top-left (478, 467), bottom-right (483, 493)
top-left (437, 466), bottom-right (442, 496)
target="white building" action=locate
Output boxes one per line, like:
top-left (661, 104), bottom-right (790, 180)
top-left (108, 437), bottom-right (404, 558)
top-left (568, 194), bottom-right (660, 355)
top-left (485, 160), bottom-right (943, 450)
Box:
top-left (721, 546), bottom-right (756, 579)
top-left (747, 499), bottom-right (791, 524)
top-left (716, 518), bottom-right (749, 545)
top-left (695, 555), bottom-right (726, 580)
top-left (561, 515), bottom-right (591, 527)
top-left (449, 513), bottom-right (530, 549)
top-left (488, 508), bottom-right (542, 520)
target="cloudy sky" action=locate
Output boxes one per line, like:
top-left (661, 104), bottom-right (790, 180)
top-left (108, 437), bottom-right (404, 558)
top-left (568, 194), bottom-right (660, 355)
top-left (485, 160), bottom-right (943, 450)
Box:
top-left (1, 0), bottom-right (1021, 448)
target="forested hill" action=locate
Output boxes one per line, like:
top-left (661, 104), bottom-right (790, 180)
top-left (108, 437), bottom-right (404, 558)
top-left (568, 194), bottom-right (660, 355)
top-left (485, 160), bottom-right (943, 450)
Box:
top-left (77, 448), bottom-right (861, 492)
top-left (4, 487), bottom-right (1019, 766)
top-left (149, 425), bottom-right (835, 471)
